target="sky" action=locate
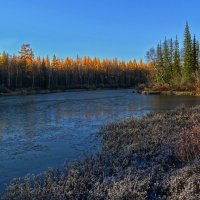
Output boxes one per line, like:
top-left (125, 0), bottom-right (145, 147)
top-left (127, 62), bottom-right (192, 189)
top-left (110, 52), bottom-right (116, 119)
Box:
top-left (0, 0), bottom-right (200, 61)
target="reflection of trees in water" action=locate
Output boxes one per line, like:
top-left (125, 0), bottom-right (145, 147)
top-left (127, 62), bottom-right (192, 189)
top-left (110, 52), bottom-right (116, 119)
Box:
top-left (23, 93), bottom-right (138, 126)
top-left (146, 96), bottom-right (200, 111)
top-left (50, 102), bottom-right (137, 122)
top-left (52, 105), bottom-right (112, 122)
top-left (1, 93), bottom-right (200, 142)
top-left (0, 121), bottom-right (7, 142)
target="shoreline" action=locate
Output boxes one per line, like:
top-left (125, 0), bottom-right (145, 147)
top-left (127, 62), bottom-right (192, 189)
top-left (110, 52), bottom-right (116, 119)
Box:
top-left (2, 87), bottom-right (199, 97)
top-left (0, 88), bottom-right (91, 97)
top-left (136, 89), bottom-right (200, 96)
top-left (0, 87), bottom-right (134, 97)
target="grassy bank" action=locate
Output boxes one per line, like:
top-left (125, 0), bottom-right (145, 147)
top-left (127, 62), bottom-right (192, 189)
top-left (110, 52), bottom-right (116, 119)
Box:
top-left (1, 106), bottom-right (200, 199)
top-left (136, 84), bottom-right (200, 96)
top-left (137, 90), bottom-right (197, 96)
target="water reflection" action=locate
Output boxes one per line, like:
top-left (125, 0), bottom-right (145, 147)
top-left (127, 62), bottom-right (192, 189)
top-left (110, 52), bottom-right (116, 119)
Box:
top-left (0, 89), bottom-right (200, 191)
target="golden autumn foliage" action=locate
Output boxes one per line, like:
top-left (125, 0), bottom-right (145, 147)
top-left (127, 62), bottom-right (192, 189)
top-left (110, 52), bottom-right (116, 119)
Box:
top-left (0, 44), bottom-right (152, 90)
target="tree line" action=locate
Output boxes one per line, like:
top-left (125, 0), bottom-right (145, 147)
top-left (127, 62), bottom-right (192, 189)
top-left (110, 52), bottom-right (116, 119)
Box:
top-left (0, 44), bottom-right (151, 91)
top-left (146, 22), bottom-right (200, 86)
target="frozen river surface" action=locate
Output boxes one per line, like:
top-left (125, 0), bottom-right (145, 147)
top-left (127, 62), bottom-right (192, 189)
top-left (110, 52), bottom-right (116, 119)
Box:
top-left (1, 89), bottom-right (200, 191)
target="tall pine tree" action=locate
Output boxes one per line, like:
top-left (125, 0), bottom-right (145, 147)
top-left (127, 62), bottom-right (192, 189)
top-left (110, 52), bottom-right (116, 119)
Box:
top-left (155, 43), bottom-right (164, 84)
top-left (192, 35), bottom-right (199, 73)
top-left (173, 36), bottom-right (181, 81)
top-left (169, 38), bottom-right (174, 81)
top-left (183, 22), bottom-right (193, 82)
top-left (163, 38), bottom-right (170, 83)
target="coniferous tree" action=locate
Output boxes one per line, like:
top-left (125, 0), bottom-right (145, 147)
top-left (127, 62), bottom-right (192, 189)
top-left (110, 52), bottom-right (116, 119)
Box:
top-left (163, 38), bottom-right (170, 83)
top-left (173, 36), bottom-right (181, 81)
top-left (196, 40), bottom-right (200, 68)
top-left (0, 48), bottom-right (150, 90)
top-left (192, 35), bottom-right (199, 73)
top-left (44, 56), bottom-right (51, 89)
top-left (183, 22), bottom-right (193, 82)
top-left (18, 44), bottom-right (32, 88)
top-left (0, 52), bottom-right (9, 87)
top-left (169, 38), bottom-right (174, 81)
top-left (147, 22), bottom-right (200, 87)
top-left (155, 43), bottom-right (164, 83)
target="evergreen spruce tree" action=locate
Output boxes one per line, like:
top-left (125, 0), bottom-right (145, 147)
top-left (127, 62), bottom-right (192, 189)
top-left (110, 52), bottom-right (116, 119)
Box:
top-left (163, 38), bottom-right (170, 83)
top-left (173, 36), bottom-right (181, 81)
top-left (183, 22), bottom-right (193, 82)
top-left (155, 43), bottom-right (164, 84)
top-left (169, 38), bottom-right (174, 81)
top-left (192, 35), bottom-right (199, 72)
top-left (196, 40), bottom-right (200, 69)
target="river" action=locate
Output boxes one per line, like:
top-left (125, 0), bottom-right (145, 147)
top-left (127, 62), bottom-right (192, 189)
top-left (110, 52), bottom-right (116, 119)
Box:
top-left (0, 89), bottom-right (200, 191)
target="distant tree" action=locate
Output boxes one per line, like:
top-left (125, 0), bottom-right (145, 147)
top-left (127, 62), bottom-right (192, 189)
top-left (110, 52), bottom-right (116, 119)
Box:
top-left (183, 22), bottom-right (193, 82)
top-left (0, 43), bottom-right (150, 90)
top-left (0, 52), bottom-right (9, 87)
top-left (154, 43), bottom-right (164, 84)
top-left (44, 56), bottom-right (51, 89)
top-left (146, 47), bottom-right (156, 66)
top-left (11, 55), bottom-right (19, 88)
top-left (192, 35), bottom-right (199, 73)
top-left (163, 38), bottom-right (171, 83)
top-left (18, 44), bottom-right (33, 87)
top-left (40, 58), bottom-right (48, 88)
top-left (173, 36), bottom-right (181, 81)
top-left (51, 55), bottom-right (60, 88)
top-left (169, 38), bottom-right (174, 80)
top-left (196, 40), bottom-right (200, 68)
top-left (27, 48), bottom-right (35, 88)
top-left (18, 44), bottom-right (31, 60)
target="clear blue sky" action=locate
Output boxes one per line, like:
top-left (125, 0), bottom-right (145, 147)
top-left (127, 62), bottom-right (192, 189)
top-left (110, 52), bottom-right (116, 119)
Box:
top-left (0, 0), bottom-right (200, 61)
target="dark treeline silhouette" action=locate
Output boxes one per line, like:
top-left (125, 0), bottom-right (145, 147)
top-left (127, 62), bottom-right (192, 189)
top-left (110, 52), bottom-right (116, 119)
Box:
top-left (146, 22), bottom-right (200, 87)
top-left (0, 44), bottom-right (151, 91)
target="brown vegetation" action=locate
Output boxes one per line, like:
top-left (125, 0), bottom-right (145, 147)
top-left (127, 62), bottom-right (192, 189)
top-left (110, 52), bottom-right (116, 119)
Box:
top-left (137, 83), bottom-right (200, 96)
top-left (175, 126), bottom-right (200, 162)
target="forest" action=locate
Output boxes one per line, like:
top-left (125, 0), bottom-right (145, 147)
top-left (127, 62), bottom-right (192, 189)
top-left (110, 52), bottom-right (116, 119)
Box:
top-left (1, 22), bottom-right (199, 93)
top-left (146, 22), bottom-right (200, 89)
top-left (0, 45), bottom-right (151, 92)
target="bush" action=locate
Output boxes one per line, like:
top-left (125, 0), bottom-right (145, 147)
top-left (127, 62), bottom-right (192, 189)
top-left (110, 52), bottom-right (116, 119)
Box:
top-left (175, 126), bottom-right (200, 162)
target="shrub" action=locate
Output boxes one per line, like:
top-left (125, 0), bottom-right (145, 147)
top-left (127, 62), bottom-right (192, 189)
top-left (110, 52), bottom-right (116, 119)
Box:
top-left (175, 126), bottom-right (200, 162)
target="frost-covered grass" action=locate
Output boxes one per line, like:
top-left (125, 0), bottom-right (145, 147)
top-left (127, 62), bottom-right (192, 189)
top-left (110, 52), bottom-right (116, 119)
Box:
top-left (1, 106), bottom-right (200, 199)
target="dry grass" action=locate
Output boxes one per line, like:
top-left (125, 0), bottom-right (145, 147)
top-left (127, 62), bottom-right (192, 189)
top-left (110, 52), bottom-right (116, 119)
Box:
top-left (1, 106), bottom-right (200, 200)
top-left (175, 126), bottom-right (200, 162)
top-left (145, 83), bottom-right (197, 92)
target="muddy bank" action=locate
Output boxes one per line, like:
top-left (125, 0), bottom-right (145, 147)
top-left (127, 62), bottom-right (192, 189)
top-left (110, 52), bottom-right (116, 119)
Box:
top-left (0, 88), bottom-right (93, 97)
top-left (1, 106), bottom-right (200, 199)
top-left (0, 86), bottom-right (136, 97)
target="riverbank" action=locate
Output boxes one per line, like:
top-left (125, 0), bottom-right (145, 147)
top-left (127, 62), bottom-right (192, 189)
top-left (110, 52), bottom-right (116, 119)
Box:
top-left (1, 106), bottom-right (200, 199)
top-left (135, 85), bottom-right (200, 96)
top-left (0, 88), bottom-right (91, 97)
top-left (0, 86), bottom-right (135, 97)
top-left (136, 89), bottom-right (199, 96)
